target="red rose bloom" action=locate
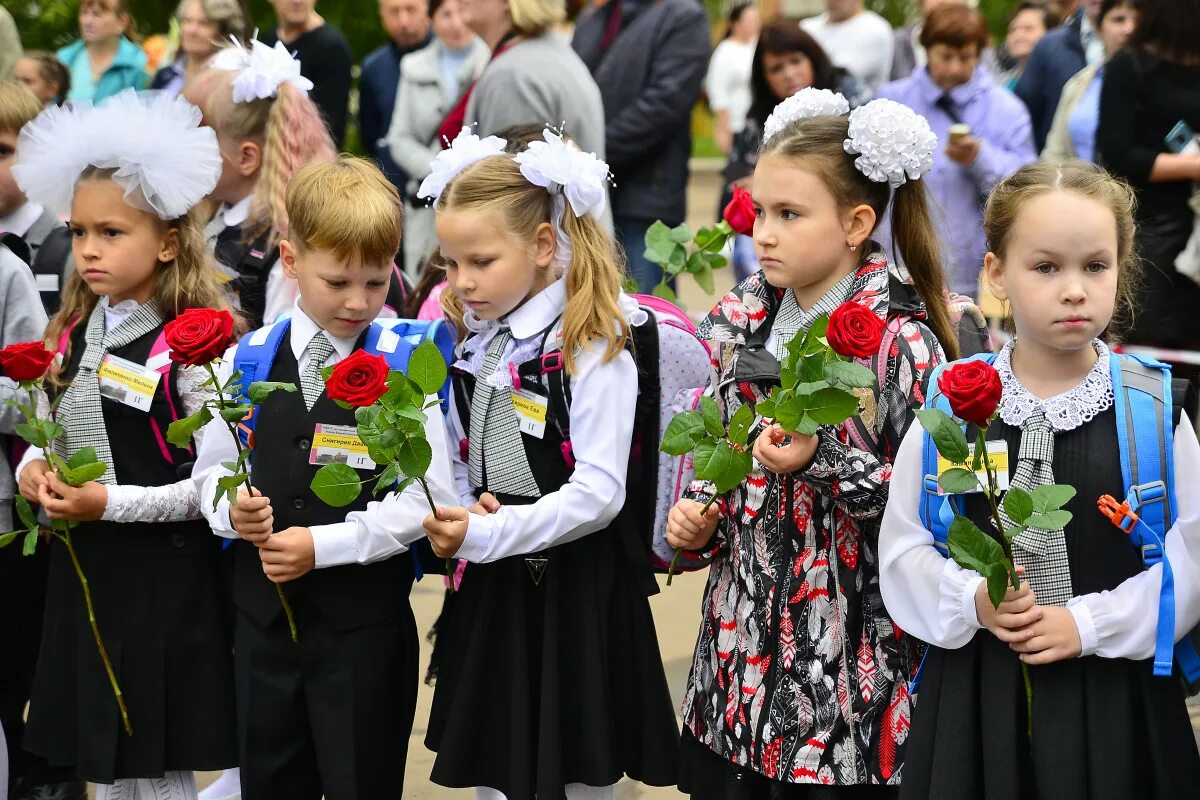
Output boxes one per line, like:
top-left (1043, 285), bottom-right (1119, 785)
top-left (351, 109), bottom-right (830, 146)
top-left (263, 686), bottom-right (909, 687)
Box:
top-left (326, 350), bottom-right (390, 407)
top-left (938, 360), bottom-right (1003, 428)
top-left (826, 302), bottom-right (885, 359)
top-left (164, 308), bottom-right (235, 367)
top-left (723, 184), bottom-right (756, 236)
top-left (0, 341), bottom-right (56, 382)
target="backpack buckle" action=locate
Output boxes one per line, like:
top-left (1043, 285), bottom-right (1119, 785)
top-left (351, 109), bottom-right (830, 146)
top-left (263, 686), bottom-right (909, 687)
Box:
top-left (1141, 542), bottom-right (1164, 565)
top-left (540, 352), bottom-right (564, 373)
top-left (1097, 494), bottom-right (1139, 534)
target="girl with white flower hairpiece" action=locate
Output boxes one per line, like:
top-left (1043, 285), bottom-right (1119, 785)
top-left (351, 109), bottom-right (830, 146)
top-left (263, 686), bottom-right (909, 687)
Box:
top-left (419, 128), bottom-right (680, 800)
top-left (10, 90), bottom-right (239, 798)
top-left (666, 88), bottom-right (961, 797)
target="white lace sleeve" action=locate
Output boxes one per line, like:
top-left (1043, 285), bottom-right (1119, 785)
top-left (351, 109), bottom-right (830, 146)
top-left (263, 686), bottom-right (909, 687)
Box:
top-left (100, 365), bottom-right (212, 524)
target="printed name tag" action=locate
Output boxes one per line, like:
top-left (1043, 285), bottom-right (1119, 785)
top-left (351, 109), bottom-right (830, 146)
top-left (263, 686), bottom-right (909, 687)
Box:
top-left (512, 388), bottom-right (548, 439)
top-left (936, 440), bottom-right (1010, 494)
top-left (308, 423), bottom-right (376, 470)
top-left (97, 354), bottom-right (160, 411)
top-left (36, 273), bottom-right (59, 293)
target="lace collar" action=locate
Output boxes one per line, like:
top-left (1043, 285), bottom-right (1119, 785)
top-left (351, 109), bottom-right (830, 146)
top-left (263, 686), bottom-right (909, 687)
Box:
top-left (994, 339), bottom-right (1114, 432)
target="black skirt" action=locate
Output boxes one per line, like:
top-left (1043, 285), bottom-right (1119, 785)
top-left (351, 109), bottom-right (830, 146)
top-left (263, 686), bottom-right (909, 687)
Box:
top-left (900, 628), bottom-right (1200, 800)
top-left (23, 518), bottom-right (237, 783)
top-left (424, 512), bottom-right (680, 800)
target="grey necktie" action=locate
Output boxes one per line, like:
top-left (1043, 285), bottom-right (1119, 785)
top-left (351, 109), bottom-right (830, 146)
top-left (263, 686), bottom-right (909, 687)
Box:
top-left (467, 329), bottom-right (541, 498)
top-left (300, 332), bottom-right (334, 410)
top-left (1000, 409), bottom-right (1074, 606)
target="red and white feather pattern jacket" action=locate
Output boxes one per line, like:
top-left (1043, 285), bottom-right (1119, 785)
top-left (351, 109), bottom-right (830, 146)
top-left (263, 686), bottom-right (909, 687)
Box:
top-left (681, 252), bottom-right (946, 786)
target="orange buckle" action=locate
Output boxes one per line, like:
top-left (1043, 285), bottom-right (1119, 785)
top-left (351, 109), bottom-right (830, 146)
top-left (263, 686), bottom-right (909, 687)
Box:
top-left (1097, 494), bottom-right (1138, 534)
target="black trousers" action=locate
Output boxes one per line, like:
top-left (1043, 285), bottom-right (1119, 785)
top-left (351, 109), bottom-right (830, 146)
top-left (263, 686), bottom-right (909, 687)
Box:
top-left (233, 596), bottom-right (418, 800)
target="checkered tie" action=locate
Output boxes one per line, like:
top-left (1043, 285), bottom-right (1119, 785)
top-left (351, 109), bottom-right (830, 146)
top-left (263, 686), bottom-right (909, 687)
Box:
top-left (55, 300), bottom-right (165, 484)
top-left (1000, 409), bottom-right (1074, 606)
top-left (301, 332), bottom-right (334, 410)
top-left (769, 291), bottom-right (805, 359)
top-left (468, 329), bottom-right (541, 498)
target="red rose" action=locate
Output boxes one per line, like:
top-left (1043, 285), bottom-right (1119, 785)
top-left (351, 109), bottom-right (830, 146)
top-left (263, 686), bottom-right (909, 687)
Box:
top-left (326, 350), bottom-right (390, 407)
top-left (0, 341), bottom-right (55, 382)
top-left (938, 360), bottom-right (1003, 428)
top-left (723, 184), bottom-right (756, 236)
top-left (164, 308), bottom-right (235, 367)
top-left (826, 302), bottom-right (885, 359)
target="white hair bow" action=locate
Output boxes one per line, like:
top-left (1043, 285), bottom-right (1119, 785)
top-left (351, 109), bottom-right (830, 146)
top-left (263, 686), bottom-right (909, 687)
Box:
top-left (416, 127), bottom-right (509, 203)
top-left (210, 38), bottom-right (313, 103)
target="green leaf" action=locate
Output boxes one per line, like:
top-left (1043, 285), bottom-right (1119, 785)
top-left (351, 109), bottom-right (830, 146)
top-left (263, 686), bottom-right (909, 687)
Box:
top-left (694, 439), bottom-right (753, 494)
top-left (2, 398), bottom-right (28, 414)
top-left (755, 396), bottom-right (777, 420)
top-left (1028, 509), bottom-right (1073, 532)
top-left (247, 381), bottom-right (297, 404)
top-left (0, 531), bottom-right (18, 549)
top-left (693, 264), bottom-right (715, 295)
top-left (794, 414), bottom-right (821, 437)
top-left (938, 467), bottom-right (979, 494)
top-left (407, 339), bottom-right (449, 396)
top-left (986, 563), bottom-right (1011, 608)
top-left (1003, 525), bottom-right (1023, 544)
top-left (63, 461), bottom-right (106, 486)
top-left (665, 245), bottom-right (687, 275)
top-left (946, 516), bottom-right (1006, 576)
top-left (774, 399), bottom-right (805, 434)
top-left (972, 433), bottom-right (985, 473)
top-left (914, 408), bottom-right (970, 464)
top-left (668, 222), bottom-right (694, 243)
top-left (355, 404), bottom-right (383, 428)
top-left (219, 404), bottom-right (253, 423)
top-left (22, 528), bottom-right (38, 556)
top-left (706, 253), bottom-right (729, 271)
top-left (14, 421), bottom-right (47, 448)
top-left (802, 387), bottom-right (860, 425)
top-left (699, 395), bottom-right (725, 438)
top-left (373, 462), bottom-right (403, 494)
top-left (694, 224), bottom-right (729, 253)
top-left (823, 360), bottom-right (876, 390)
top-left (727, 404), bottom-right (755, 446)
top-left (14, 496), bottom-right (37, 530)
top-left (310, 463), bottom-right (363, 507)
top-left (644, 219), bottom-right (681, 266)
top-left (216, 473), bottom-right (249, 511)
top-left (660, 410), bottom-right (707, 455)
top-left (166, 405), bottom-right (212, 450)
top-left (1002, 487), bottom-right (1033, 526)
top-left (650, 282), bottom-right (678, 304)
top-left (1031, 484), bottom-right (1076, 513)
top-left (395, 435), bottom-right (433, 480)
top-left (66, 447), bottom-right (99, 469)
top-left (394, 405), bottom-right (428, 426)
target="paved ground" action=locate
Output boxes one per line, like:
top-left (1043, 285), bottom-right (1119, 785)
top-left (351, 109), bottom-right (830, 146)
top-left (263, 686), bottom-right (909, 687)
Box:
top-left (182, 162), bottom-right (1200, 795)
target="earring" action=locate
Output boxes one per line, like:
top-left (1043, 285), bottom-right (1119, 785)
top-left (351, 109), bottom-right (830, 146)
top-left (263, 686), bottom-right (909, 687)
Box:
top-left (848, 243), bottom-right (857, 251)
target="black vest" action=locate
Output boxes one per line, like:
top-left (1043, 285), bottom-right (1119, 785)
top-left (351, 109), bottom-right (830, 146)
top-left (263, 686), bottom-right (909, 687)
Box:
top-left (214, 224), bottom-right (277, 330)
top-left (235, 336), bottom-right (414, 630)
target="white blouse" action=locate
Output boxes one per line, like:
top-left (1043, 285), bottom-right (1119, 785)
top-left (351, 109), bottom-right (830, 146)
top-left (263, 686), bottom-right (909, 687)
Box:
top-left (449, 279), bottom-right (640, 563)
top-left (878, 343), bottom-right (1200, 660)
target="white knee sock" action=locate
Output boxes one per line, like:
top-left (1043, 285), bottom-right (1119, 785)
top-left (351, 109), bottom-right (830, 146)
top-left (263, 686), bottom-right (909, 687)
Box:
top-left (475, 787), bottom-right (508, 800)
top-left (197, 768), bottom-right (241, 800)
top-left (565, 783), bottom-right (616, 800)
top-left (95, 780), bottom-right (139, 800)
top-left (138, 771), bottom-right (200, 800)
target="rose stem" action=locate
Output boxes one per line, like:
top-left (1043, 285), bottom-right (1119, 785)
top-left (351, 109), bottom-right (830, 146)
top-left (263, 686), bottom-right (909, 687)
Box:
top-left (666, 491), bottom-right (720, 586)
top-left (416, 476), bottom-right (456, 593)
top-left (57, 523), bottom-right (132, 736)
top-left (206, 363), bottom-right (299, 644)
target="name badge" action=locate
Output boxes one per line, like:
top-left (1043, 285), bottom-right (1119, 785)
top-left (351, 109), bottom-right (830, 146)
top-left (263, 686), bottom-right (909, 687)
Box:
top-left (308, 423), bottom-right (376, 470)
top-left (97, 354), bottom-right (161, 411)
top-left (936, 440), bottom-right (1010, 494)
top-left (36, 273), bottom-right (59, 293)
top-left (512, 388), bottom-right (548, 439)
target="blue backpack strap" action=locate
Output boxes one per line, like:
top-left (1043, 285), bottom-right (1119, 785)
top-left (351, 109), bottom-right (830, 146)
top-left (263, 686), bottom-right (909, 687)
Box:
top-left (232, 319), bottom-right (292, 452)
top-left (1110, 353), bottom-right (1200, 681)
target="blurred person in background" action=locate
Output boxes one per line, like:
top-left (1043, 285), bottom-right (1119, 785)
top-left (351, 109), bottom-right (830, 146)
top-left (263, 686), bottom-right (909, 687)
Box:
top-left (705, 2), bottom-right (761, 155)
top-left (14, 53), bottom-right (71, 107)
top-left (996, 1), bottom-right (1056, 90)
top-left (56, 0), bottom-right (147, 103)
top-left (151, 0), bottom-right (247, 97)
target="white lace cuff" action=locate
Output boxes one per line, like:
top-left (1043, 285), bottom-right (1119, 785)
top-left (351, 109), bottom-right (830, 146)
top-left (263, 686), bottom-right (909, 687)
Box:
top-left (102, 480), bottom-right (203, 523)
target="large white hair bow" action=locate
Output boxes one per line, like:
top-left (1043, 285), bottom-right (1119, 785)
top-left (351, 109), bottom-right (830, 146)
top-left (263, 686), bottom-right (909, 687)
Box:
top-left (210, 38), bottom-right (313, 103)
top-left (11, 89), bottom-right (221, 220)
top-left (763, 88), bottom-right (850, 143)
top-left (416, 127), bottom-right (509, 203)
top-left (844, 99), bottom-right (937, 188)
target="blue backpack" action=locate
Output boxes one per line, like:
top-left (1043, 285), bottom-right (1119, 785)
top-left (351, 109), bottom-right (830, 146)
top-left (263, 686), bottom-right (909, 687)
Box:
top-left (915, 351), bottom-right (1200, 693)
top-left (231, 316), bottom-right (457, 579)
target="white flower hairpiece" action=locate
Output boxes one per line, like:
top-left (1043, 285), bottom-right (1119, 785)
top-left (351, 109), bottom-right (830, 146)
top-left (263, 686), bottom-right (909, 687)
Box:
top-left (843, 99), bottom-right (937, 189)
top-left (513, 128), bottom-right (610, 220)
top-left (11, 89), bottom-right (221, 220)
top-left (210, 38), bottom-right (313, 103)
top-left (763, 88), bottom-right (850, 143)
top-left (416, 127), bottom-right (509, 203)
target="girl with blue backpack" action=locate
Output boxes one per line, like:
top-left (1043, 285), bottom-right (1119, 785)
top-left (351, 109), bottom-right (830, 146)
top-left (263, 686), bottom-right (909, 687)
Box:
top-left (879, 161), bottom-right (1200, 797)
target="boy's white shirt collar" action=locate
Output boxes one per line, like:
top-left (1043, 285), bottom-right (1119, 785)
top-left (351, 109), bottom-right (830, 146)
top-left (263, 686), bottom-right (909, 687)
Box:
top-left (220, 194), bottom-right (254, 228)
top-left (288, 300), bottom-right (360, 362)
top-left (0, 200), bottom-right (46, 237)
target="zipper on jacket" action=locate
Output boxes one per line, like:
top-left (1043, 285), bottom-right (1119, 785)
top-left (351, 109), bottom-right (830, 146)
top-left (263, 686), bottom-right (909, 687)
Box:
top-left (753, 472), bottom-right (792, 763)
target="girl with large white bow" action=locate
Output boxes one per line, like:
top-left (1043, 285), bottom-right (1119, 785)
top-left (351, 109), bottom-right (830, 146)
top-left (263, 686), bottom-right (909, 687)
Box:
top-left (419, 128), bottom-right (680, 800)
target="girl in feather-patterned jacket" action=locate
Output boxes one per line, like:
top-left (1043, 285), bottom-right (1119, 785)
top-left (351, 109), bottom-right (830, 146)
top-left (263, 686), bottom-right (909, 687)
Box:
top-left (667, 96), bottom-right (961, 798)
